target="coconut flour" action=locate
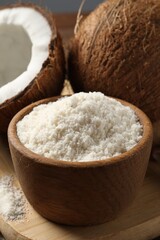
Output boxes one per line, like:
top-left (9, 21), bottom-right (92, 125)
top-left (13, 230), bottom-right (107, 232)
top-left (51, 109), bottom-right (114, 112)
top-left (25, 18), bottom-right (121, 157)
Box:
top-left (0, 175), bottom-right (26, 220)
top-left (17, 92), bottom-right (143, 162)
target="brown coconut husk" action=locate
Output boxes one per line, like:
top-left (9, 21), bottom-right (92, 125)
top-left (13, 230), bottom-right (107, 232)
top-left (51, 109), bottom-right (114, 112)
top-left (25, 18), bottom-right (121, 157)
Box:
top-left (0, 3), bottom-right (65, 132)
top-left (68, 0), bottom-right (160, 137)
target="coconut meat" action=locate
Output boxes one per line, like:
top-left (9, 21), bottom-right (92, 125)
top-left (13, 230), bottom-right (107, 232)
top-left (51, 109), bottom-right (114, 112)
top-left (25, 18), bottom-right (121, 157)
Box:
top-left (0, 7), bottom-right (52, 104)
top-left (0, 24), bottom-right (32, 88)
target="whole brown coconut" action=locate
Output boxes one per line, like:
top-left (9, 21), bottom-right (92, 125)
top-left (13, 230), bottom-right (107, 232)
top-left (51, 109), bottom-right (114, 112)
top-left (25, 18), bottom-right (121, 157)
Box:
top-left (68, 0), bottom-right (160, 143)
top-left (0, 4), bottom-right (65, 132)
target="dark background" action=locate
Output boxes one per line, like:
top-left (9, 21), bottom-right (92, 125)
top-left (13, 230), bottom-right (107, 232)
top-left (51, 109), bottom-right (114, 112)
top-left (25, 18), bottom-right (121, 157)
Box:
top-left (0, 0), bottom-right (103, 12)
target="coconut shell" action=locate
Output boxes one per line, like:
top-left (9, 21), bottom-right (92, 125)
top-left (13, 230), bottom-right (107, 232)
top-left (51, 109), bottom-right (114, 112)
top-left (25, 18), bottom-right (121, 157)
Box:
top-left (0, 3), bottom-right (65, 132)
top-left (68, 0), bottom-right (160, 124)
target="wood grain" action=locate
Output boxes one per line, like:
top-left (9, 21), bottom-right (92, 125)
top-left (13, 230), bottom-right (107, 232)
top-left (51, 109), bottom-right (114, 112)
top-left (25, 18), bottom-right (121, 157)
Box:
top-left (0, 136), bottom-right (160, 239)
top-left (54, 13), bottom-right (88, 42)
top-left (8, 95), bottom-right (152, 226)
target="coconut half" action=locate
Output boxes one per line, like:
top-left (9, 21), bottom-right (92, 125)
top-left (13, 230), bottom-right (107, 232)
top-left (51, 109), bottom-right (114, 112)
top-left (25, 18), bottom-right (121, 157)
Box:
top-left (68, 0), bottom-right (160, 125)
top-left (0, 4), bottom-right (65, 132)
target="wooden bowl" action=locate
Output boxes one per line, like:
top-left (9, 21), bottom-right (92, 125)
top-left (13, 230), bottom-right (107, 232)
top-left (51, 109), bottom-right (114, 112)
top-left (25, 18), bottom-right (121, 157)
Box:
top-left (8, 96), bottom-right (153, 226)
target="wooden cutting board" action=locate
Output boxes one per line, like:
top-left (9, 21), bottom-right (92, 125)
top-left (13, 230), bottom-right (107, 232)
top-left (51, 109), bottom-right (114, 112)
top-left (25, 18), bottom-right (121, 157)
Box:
top-left (0, 13), bottom-right (160, 240)
top-left (1, 129), bottom-right (160, 240)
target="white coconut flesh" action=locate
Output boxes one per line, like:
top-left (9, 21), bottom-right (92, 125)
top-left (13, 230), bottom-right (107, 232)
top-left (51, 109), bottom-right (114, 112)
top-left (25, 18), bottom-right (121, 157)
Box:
top-left (0, 7), bottom-right (52, 104)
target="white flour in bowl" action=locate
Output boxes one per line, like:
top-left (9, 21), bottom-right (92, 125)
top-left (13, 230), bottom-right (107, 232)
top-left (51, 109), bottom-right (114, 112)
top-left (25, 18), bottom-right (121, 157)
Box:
top-left (17, 92), bottom-right (143, 162)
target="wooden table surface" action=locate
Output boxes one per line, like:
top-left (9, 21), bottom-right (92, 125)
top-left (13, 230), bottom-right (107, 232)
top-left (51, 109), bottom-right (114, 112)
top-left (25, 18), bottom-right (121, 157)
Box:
top-left (0, 13), bottom-right (160, 240)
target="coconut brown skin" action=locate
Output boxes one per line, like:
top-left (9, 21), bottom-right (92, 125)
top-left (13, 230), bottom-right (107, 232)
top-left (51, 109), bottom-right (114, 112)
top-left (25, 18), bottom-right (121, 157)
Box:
top-left (68, 0), bottom-right (160, 123)
top-left (0, 3), bottom-right (65, 132)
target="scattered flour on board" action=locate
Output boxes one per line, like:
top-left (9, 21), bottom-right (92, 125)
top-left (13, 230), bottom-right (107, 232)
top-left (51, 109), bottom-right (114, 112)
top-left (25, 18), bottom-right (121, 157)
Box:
top-left (17, 92), bottom-right (143, 162)
top-left (0, 175), bottom-right (26, 220)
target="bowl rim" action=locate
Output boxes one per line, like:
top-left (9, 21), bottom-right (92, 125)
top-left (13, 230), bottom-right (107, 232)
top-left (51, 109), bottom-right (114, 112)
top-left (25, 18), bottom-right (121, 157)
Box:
top-left (8, 95), bottom-right (153, 168)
